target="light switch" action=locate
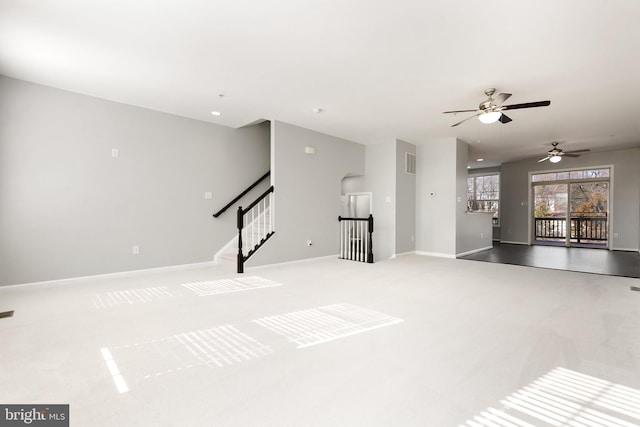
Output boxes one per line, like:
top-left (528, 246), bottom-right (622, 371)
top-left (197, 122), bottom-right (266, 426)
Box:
top-left (112, 148), bottom-right (119, 158)
top-left (204, 192), bottom-right (212, 199)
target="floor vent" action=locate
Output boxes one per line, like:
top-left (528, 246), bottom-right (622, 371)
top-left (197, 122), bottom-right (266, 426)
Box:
top-left (0, 310), bottom-right (14, 319)
top-left (631, 286), bottom-right (640, 292)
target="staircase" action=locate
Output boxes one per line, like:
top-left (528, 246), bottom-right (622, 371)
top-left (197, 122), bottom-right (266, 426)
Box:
top-left (213, 178), bottom-right (275, 273)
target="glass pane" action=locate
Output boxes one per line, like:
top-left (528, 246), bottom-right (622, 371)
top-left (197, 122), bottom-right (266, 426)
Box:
top-left (570, 182), bottom-right (608, 217)
top-left (534, 184), bottom-right (568, 217)
top-left (569, 182), bottom-right (609, 246)
top-left (534, 184), bottom-right (568, 244)
top-left (570, 170), bottom-right (584, 180)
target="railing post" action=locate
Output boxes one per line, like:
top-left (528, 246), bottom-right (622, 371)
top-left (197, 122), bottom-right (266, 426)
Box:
top-left (367, 214), bottom-right (374, 263)
top-left (237, 206), bottom-right (244, 274)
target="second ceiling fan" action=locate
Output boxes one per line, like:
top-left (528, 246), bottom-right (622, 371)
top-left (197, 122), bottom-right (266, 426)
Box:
top-left (538, 142), bottom-right (590, 163)
top-left (443, 88), bottom-right (551, 127)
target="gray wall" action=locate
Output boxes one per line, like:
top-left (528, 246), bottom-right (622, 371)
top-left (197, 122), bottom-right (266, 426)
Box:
top-left (395, 140), bottom-right (416, 255)
top-left (0, 76), bottom-right (270, 285)
top-left (364, 141), bottom-right (396, 261)
top-left (500, 148), bottom-right (640, 250)
top-left (249, 121), bottom-right (365, 266)
top-left (455, 139), bottom-right (492, 255)
top-left (415, 138), bottom-right (457, 256)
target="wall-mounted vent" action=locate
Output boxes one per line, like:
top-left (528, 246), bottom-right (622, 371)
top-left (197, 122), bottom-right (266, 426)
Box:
top-left (405, 153), bottom-right (416, 174)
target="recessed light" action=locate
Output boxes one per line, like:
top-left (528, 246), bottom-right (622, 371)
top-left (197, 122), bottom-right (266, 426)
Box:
top-left (476, 158), bottom-right (484, 162)
top-left (211, 111), bottom-right (222, 116)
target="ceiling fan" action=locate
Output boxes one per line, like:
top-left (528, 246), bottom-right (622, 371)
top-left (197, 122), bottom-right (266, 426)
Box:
top-left (443, 88), bottom-right (551, 127)
top-left (538, 142), bottom-right (590, 163)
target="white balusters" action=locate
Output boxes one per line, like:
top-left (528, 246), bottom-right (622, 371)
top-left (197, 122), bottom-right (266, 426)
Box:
top-left (241, 192), bottom-right (274, 257)
top-left (339, 216), bottom-right (373, 263)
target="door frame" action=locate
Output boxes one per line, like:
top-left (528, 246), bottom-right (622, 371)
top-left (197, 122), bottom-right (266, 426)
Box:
top-left (344, 192), bottom-right (373, 218)
top-left (527, 164), bottom-right (614, 249)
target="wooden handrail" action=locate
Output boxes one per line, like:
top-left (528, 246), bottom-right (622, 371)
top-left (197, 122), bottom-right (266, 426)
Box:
top-left (244, 186), bottom-right (274, 213)
top-left (213, 171), bottom-right (270, 218)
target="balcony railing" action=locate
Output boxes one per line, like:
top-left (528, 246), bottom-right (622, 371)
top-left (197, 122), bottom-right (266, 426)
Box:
top-left (534, 214), bottom-right (608, 243)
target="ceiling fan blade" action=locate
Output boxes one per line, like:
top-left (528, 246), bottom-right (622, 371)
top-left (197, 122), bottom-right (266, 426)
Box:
top-left (503, 100), bottom-right (551, 110)
top-left (562, 153), bottom-right (581, 158)
top-left (451, 113), bottom-right (481, 127)
top-left (443, 109), bottom-right (478, 114)
top-left (538, 155), bottom-right (551, 163)
top-left (493, 93), bottom-right (512, 106)
top-left (564, 149), bottom-right (591, 154)
top-left (499, 114), bottom-right (512, 124)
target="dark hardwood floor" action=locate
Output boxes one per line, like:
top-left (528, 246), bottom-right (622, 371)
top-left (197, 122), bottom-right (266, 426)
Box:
top-left (459, 242), bottom-right (640, 279)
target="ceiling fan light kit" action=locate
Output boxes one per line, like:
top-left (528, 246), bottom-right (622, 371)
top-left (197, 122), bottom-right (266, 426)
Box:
top-left (538, 142), bottom-right (591, 163)
top-left (478, 111), bottom-right (502, 124)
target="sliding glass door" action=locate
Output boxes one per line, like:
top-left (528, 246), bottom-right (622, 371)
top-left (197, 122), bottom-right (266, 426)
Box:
top-left (532, 168), bottom-right (609, 248)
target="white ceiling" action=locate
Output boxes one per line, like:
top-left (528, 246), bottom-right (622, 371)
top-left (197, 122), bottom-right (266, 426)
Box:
top-left (2, 0), bottom-right (640, 167)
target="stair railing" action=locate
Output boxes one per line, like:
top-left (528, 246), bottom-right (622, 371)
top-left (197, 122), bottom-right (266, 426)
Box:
top-left (237, 186), bottom-right (275, 273)
top-left (338, 214), bottom-right (374, 263)
top-left (213, 171), bottom-right (270, 218)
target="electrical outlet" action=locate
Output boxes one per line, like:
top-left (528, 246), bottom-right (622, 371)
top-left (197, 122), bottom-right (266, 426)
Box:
top-left (480, 232), bottom-right (484, 239)
top-left (132, 245), bottom-right (140, 255)
top-left (112, 148), bottom-right (119, 158)
top-left (614, 233), bottom-right (619, 238)
top-left (204, 192), bottom-right (212, 199)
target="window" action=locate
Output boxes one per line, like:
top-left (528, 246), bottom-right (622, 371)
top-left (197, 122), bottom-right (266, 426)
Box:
top-left (467, 173), bottom-right (500, 225)
top-left (531, 168), bottom-right (609, 182)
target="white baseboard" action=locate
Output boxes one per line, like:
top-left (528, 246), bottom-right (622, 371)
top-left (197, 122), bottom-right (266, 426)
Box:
top-left (611, 247), bottom-right (640, 252)
top-left (246, 254), bottom-right (341, 271)
top-left (415, 251), bottom-right (456, 259)
top-left (499, 241), bottom-right (529, 245)
top-left (4, 260), bottom-right (217, 289)
top-left (392, 251), bottom-right (416, 258)
top-left (456, 246), bottom-right (493, 257)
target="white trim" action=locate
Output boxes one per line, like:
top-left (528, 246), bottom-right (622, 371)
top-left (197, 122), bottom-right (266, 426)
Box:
top-left (456, 246), bottom-right (493, 257)
top-left (2, 260), bottom-right (218, 289)
top-left (245, 254), bottom-right (340, 271)
top-left (499, 240), bottom-right (529, 245)
top-left (393, 251), bottom-right (416, 258)
top-left (415, 251), bottom-right (456, 259)
top-left (611, 247), bottom-right (640, 252)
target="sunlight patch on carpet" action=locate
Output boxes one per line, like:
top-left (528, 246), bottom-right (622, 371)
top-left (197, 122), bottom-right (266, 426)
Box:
top-left (253, 303), bottom-right (403, 348)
